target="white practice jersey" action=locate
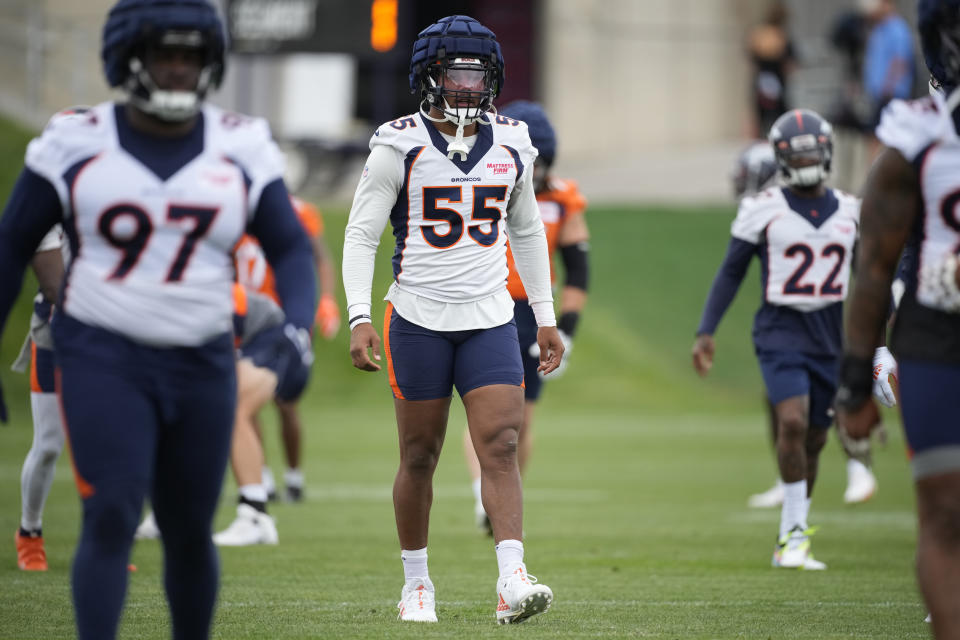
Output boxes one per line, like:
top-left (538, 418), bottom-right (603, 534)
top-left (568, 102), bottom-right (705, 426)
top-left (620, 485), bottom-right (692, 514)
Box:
top-left (343, 112), bottom-right (553, 331)
top-left (375, 113), bottom-right (537, 300)
top-left (733, 186), bottom-right (860, 311)
top-left (877, 92), bottom-right (960, 313)
top-left (25, 101), bottom-right (284, 346)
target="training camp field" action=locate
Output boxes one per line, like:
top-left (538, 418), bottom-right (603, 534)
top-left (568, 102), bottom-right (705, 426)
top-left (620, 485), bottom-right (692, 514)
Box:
top-left (0, 116), bottom-right (927, 639)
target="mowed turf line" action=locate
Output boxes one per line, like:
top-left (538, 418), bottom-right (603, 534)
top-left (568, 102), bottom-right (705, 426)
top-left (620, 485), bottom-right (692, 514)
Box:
top-left (0, 113), bottom-right (924, 637)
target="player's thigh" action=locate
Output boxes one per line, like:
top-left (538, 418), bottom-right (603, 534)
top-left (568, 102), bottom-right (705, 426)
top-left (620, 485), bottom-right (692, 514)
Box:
top-left (462, 384), bottom-right (524, 447)
top-left (900, 359), bottom-right (960, 480)
top-left (153, 362), bottom-right (236, 525)
top-left (385, 307), bottom-right (456, 401)
top-left (453, 321), bottom-right (524, 399)
top-left (805, 353), bottom-right (839, 429)
top-left (513, 300), bottom-right (543, 401)
top-left (56, 357), bottom-right (158, 497)
top-left (236, 358), bottom-right (278, 417)
top-left (756, 348), bottom-right (812, 406)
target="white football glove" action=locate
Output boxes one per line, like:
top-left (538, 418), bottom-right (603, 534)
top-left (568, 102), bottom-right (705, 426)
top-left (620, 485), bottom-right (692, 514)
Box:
top-left (528, 330), bottom-right (573, 380)
top-left (872, 346), bottom-right (898, 408)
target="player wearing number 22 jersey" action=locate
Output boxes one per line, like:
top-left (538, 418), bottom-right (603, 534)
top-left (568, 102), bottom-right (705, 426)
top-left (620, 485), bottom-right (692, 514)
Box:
top-left (693, 109), bottom-right (859, 571)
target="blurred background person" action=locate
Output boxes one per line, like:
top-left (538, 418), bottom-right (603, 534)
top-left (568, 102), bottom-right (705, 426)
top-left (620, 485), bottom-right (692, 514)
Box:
top-left (859, 0), bottom-right (916, 156)
top-left (747, 1), bottom-right (797, 137)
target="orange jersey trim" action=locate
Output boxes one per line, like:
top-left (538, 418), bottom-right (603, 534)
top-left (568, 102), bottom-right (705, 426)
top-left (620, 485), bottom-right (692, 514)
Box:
top-left (55, 368), bottom-right (95, 499)
top-left (383, 303), bottom-right (405, 400)
top-left (29, 341), bottom-right (41, 393)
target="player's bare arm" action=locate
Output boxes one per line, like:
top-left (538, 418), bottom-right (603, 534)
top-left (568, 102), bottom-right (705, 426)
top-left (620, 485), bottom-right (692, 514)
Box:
top-left (838, 147), bottom-right (918, 439)
top-left (349, 323), bottom-right (382, 372)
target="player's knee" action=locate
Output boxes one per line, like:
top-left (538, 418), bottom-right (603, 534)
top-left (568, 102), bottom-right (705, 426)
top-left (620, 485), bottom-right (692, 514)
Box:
top-left (399, 441), bottom-right (442, 474)
top-left (921, 487), bottom-right (960, 547)
top-left (84, 492), bottom-right (141, 547)
top-left (777, 414), bottom-right (807, 443)
top-left (478, 427), bottom-right (519, 465)
top-left (804, 429), bottom-right (828, 456)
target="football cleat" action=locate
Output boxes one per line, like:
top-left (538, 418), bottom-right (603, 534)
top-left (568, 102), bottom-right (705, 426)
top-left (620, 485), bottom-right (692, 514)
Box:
top-left (844, 461), bottom-right (877, 504)
top-left (772, 526), bottom-right (826, 570)
top-left (748, 480), bottom-right (785, 508)
top-left (397, 577), bottom-right (437, 622)
top-left (134, 510), bottom-right (161, 540)
top-left (213, 503), bottom-right (278, 546)
top-left (15, 529), bottom-right (48, 571)
top-left (496, 568), bottom-right (553, 624)
top-left (285, 485), bottom-right (303, 503)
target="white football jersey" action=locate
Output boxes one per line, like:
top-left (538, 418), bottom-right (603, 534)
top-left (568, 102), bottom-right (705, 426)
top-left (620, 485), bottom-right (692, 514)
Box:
top-left (733, 187), bottom-right (860, 311)
top-left (25, 101), bottom-right (284, 346)
top-left (877, 92), bottom-right (960, 313)
top-left (371, 112), bottom-right (538, 303)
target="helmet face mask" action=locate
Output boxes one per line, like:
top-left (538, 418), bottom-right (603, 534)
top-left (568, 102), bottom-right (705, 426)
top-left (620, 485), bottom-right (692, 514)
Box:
top-left (102, 0), bottom-right (227, 122)
top-left (768, 110), bottom-right (833, 189)
top-left (424, 57), bottom-right (498, 126)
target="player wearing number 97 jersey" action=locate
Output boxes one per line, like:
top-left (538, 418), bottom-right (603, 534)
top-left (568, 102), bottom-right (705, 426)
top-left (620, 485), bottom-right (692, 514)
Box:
top-left (692, 109), bottom-right (859, 571)
top-left (0, 1), bottom-right (315, 638)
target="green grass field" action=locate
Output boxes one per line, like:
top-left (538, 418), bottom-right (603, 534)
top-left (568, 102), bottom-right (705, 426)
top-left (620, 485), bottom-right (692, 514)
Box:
top-left (0, 116), bottom-right (926, 638)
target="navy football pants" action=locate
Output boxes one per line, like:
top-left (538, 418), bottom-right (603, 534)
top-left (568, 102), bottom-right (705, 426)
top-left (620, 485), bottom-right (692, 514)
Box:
top-left (54, 315), bottom-right (236, 640)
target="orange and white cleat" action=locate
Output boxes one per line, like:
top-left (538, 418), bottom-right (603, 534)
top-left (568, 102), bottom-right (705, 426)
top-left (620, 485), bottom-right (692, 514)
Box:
top-left (397, 577), bottom-right (437, 622)
top-left (496, 567), bottom-right (553, 624)
top-left (15, 529), bottom-right (48, 571)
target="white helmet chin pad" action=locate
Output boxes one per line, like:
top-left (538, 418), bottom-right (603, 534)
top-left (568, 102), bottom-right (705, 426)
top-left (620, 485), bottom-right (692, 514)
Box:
top-left (785, 165), bottom-right (827, 187)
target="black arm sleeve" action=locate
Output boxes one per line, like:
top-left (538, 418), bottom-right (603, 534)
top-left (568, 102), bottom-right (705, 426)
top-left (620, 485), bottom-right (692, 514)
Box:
top-left (247, 179), bottom-right (317, 331)
top-left (696, 237), bottom-right (757, 336)
top-left (0, 168), bottom-right (63, 336)
top-left (559, 241), bottom-right (589, 291)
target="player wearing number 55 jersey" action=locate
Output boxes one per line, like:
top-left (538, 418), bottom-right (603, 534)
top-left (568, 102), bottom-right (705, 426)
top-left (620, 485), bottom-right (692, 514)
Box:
top-left (692, 109), bottom-right (860, 571)
top-left (343, 15), bottom-right (560, 625)
top-left (0, 1), bottom-right (315, 639)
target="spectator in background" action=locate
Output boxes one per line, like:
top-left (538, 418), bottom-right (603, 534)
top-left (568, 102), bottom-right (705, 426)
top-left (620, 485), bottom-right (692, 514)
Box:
top-left (747, 1), bottom-right (797, 137)
top-left (860, 0), bottom-right (915, 144)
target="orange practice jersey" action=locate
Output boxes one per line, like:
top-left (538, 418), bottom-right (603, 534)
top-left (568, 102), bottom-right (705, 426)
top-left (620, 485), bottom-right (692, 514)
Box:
top-left (505, 178), bottom-right (587, 300)
top-left (234, 196), bottom-right (323, 302)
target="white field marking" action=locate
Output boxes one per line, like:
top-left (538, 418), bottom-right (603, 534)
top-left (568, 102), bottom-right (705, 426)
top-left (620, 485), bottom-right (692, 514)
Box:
top-left (213, 599), bottom-right (923, 610)
top-left (286, 484), bottom-right (605, 502)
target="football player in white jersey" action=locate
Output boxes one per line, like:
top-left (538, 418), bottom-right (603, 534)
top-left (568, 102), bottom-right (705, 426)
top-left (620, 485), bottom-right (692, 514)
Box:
top-left (343, 15), bottom-right (561, 625)
top-left (730, 143), bottom-right (882, 509)
top-left (0, 1), bottom-right (316, 638)
top-left (11, 226), bottom-right (66, 571)
top-left (838, 1), bottom-right (960, 634)
top-left (693, 109), bottom-right (861, 570)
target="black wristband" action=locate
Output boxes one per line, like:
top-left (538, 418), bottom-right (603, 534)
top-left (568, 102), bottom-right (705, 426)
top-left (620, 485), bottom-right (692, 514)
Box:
top-left (835, 354), bottom-right (874, 411)
top-left (558, 311), bottom-right (579, 337)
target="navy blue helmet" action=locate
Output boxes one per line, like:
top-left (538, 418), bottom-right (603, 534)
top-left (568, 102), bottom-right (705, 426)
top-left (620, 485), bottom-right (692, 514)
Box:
top-left (500, 101), bottom-right (556, 166)
top-left (768, 109), bottom-right (833, 188)
top-left (919, 0), bottom-right (960, 91)
top-left (409, 15), bottom-right (504, 125)
top-left (102, 0), bottom-right (227, 120)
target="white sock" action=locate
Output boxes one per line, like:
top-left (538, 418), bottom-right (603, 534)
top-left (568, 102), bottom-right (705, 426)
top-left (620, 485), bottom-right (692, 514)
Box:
top-left (261, 466), bottom-right (276, 493)
top-left (495, 539), bottom-right (525, 577)
top-left (401, 547), bottom-right (428, 581)
top-left (779, 480), bottom-right (808, 539)
top-left (802, 497), bottom-right (811, 530)
top-left (472, 478), bottom-right (482, 505)
top-left (20, 392), bottom-right (65, 532)
top-left (847, 458), bottom-right (869, 477)
top-left (239, 484), bottom-right (268, 505)
top-left (284, 468), bottom-right (304, 489)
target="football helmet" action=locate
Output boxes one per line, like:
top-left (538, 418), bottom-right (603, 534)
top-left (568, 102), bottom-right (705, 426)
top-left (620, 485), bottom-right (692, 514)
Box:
top-left (768, 109), bottom-right (833, 188)
top-left (102, 0), bottom-right (227, 121)
top-left (409, 15), bottom-right (503, 158)
top-left (500, 101), bottom-right (557, 166)
top-left (919, 0), bottom-right (960, 92)
top-left (732, 141), bottom-right (778, 199)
